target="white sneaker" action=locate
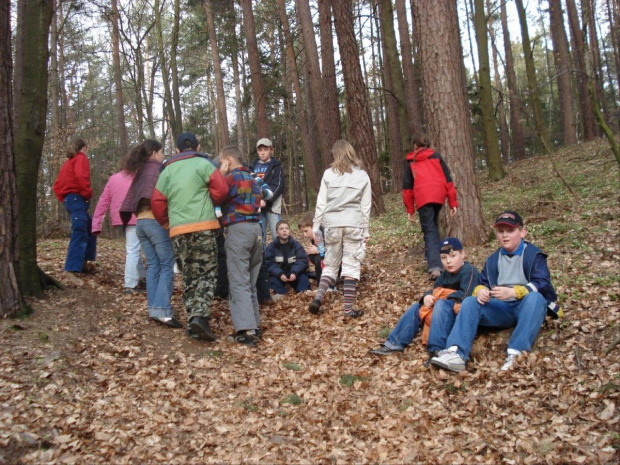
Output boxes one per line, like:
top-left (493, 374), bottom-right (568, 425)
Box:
top-left (500, 350), bottom-right (522, 371)
top-left (430, 349), bottom-right (466, 372)
top-left (272, 293), bottom-right (286, 302)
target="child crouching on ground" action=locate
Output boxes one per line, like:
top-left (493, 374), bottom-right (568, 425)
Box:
top-left (431, 211), bottom-right (561, 372)
top-left (265, 220), bottom-right (311, 300)
top-left (371, 238), bottom-right (478, 366)
top-left (298, 213), bottom-right (324, 285)
top-left (218, 146), bottom-right (264, 347)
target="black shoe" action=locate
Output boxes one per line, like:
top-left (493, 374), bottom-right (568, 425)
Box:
top-left (259, 298), bottom-right (274, 305)
top-left (344, 309), bottom-right (363, 318)
top-left (308, 299), bottom-right (322, 315)
top-left (370, 345), bottom-right (401, 355)
top-left (124, 287), bottom-right (141, 295)
top-left (151, 317), bottom-right (183, 329)
top-left (227, 331), bottom-right (258, 347)
top-left (255, 328), bottom-right (263, 339)
top-left (188, 316), bottom-right (216, 341)
top-left (424, 351), bottom-right (439, 367)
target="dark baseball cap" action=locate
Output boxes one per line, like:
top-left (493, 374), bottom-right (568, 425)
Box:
top-left (440, 237), bottom-right (463, 253)
top-left (176, 132), bottom-right (199, 151)
top-left (494, 210), bottom-right (524, 228)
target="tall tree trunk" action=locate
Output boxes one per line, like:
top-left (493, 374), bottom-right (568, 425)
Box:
top-left (240, 0), bottom-right (270, 139)
top-left (549, 0), bottom-right (578, 145)
top-left (583, 0), bottom-right (607, 122)
top-left (317, 0), bottom-right (341, 155)
top-left (49, 0), bottom-right (62, 224)
top-left (370, 8), bottom-right (385, 163)
top-left (14, 0), bottom-right (54, 297)
top-left (566, 0), bottom-right (598, 141)
top-left (411, 0), bottom-right (486, 245)
top-left (474, 0), bottom-right (504, 180)
top-left (110, 0), bottom-right (129, 156)
top-left (0, 0), bottom-right (27, 317)
top-left (500, 1), bottom-right (525, 160)
top-left (332, 1), bottom-right (385, 214)
top-left (232, 42), bottom-right (246, 156)
top-left (607, 0), bottom-right (620, 96)
top-left (277, 0), bottom-right (320, 191)
top-left (515, 0), bottom-right (550, 152)
top-left (394, 0), bottom-right (422, 134)
top-left (170, 0), bottom-right (183, 136)
top-left (204, 0), bottom-right (229, 150)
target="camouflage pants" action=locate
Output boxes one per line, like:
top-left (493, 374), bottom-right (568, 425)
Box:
top-left (172, 230), bottom-right (218, 319)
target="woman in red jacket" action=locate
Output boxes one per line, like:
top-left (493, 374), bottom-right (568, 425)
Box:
top-left (53, 139), bottom-right (97, 273)
top-left (402, 133), bottom-right (458, 280)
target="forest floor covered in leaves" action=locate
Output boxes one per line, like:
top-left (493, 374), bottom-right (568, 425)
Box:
top-left (1, 140), bottom-right (619, 464)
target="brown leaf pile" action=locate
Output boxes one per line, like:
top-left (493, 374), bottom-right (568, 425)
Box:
top-left (0, 141), bottom-right (618, 464)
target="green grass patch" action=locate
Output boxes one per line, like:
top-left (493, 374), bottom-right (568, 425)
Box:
top-left (39, 332), bottom-right (49, 343)
top-left (378, 325), bottom-right (391, 339)
top-left (281, 393), bottom-right (302, 406)
top-left (282, 362), bottom-right (303, 371)
top-left (205, 350), bottom-right (223, 358)
top-left (339, 374), bottom-right (371, 387)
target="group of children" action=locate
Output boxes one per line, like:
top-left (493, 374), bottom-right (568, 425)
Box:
top-left (55, 132), bottom-right (560, 371)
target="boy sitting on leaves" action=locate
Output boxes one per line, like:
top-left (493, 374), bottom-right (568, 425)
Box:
top-left (371, 237), bottom-right (479, 366)
top-left (431, 211), bottom-right (561, 372)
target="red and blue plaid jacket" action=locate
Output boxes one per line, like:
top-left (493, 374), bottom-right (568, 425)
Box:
top-left (222, 166), bottom-right (262, 226)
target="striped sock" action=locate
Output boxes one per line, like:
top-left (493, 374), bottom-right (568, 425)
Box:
top-left (315, 276), bottom-right (336, 302)
top-left (343, 278), bottom-right (357, 312)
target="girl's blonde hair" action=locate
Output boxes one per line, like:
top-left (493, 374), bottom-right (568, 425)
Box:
top-left (330, 140), bottom-right (362, 175)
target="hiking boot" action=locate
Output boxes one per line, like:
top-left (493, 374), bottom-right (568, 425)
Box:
top-left (430, 349), bottom-right (466, 372)
top-left (187, 316), bottom-right (216, 342)
top-left (308, 299), bottom-right (322, 315)
top-left (424, 351), bottom-right (439, 367)
top-left (500, 350), bottom-right (522, 371)
top-left (255, 328), bottom-right (263, 339)
top-left (370, 345), bottom-right (402, 356)
top-left (227, 331), bottom-right (258, 347)
top-left (344, 309), bottom-right (363, 319)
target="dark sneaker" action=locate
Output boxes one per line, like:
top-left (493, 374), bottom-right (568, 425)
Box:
top-left (227, 331), bottom-right (258, 347)
top-left (344, 309), bottom-right (363, 319)
top-left (424, 350), bottom-right (439, 367)
top-left (308, 299), bottom-right (322, 315)
top-left (187, 316), bottom-right (216, 341)
top-left (255, 328), bottom-right (263, 339)
top-left (124, 287), bottom-right (141, 295)
top-left (151, 317), bottom-right (183, 329)
top-left (370, 345), bottom-right (401, 356)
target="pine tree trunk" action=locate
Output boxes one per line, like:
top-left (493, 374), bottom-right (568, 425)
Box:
top-left (110, 0), bottom-right (129, 157)
top-left (566, 0), bottom-right (598, 141)
top-left (0, 0), bottom-right (27, 317)
top-left (548, 0), bottom-right (578, 145)
top-left (331, 1), bottom-right (385, 214)
top-left (240, 0), bottom-right (270, 139)
top-left (608, 0), bottom-right (620, 97)
top-left (204, 0), bottom-right (230, 150)
top-left (14, 0), bottom-right (54, 298)
top-left (170, 0), bottom-right (183, 137)
top-left (232, 45), bottom-right (246, 156)
top-left (515, 0), bottom-right (550, 152)
top-left (411, 0), bottom-right (486, 245)
top-left (500, 1), bottom-right (525, 160)
top-left (583, 0), bottom-right (608, 123)
top-left (317, 0), bottom-right (341, 156)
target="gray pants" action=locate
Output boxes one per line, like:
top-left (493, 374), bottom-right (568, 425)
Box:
top-left (225, 222), bottom-right (263, 332)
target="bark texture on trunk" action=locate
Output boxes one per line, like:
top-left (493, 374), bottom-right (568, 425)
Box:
top-left (110, 0), bottom-right (129, 157)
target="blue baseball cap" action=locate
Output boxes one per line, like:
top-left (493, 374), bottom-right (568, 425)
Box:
top-left (440, 237), bottom-right (463, 253)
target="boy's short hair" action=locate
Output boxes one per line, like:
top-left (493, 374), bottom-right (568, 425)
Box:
top-left (219, 145), bottom-right (246, 165)
top-left (494, 211), bottom-right (524, 228)
top-left (298, 212), bottom-right (314, 229)
top-left (177, 132), bottom-right (199, 151)
top-left (440, 237), bottom-right (463, 254)
top-left (276, 220), bottom-right (290, 231)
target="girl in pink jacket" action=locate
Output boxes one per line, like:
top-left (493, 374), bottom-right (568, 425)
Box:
top-left (92, 170), bottom-right (145, 293)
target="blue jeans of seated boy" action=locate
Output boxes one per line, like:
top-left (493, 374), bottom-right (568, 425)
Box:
top-left (384, 302), bottom-right (422, 351)
top-left (427, 299), bottom-right (458, 353)
top-left (445, 293), bottom-right (547, 361)
top-left (417, 203), bottom-right (443, 273)
top-left (136, 219), bottom-right (175, 319)
top-left (270, 273), bottom-right (311, 295)
top-left (63, 193), bottom-right (97, 272)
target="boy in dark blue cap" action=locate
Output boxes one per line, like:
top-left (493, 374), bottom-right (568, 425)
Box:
top-left (431, 211), bottom-right (561, 372)
top-left (371, 237), bottom-right (479, 366)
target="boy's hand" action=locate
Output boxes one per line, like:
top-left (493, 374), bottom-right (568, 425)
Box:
top-left (407, 213), bottom-right (416, 222)
top-left (423, 295), bottom-right (435, 307)
top-left (289, 273), bottom-right (296, 281)
top-left (490, 286), bottom-right (517, 301)
top-left (260, 200), bottom-right (267, 208)
top-left (450, 207), bottom-right (458, 217)
top-left (477, 287), bottom-right (491, 304)
top-left (306, 245), bottom-right (319, 255)
top-left (280, 274), bottom-right (288, 282)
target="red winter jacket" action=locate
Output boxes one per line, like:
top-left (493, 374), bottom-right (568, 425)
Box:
top-left (53, 152), bottom-right (93, 202)
top-left (402, 147), bottom-right (458, 214)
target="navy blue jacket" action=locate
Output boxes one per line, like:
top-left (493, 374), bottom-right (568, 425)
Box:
top-left (249, 158), bottom-right (284, 211)
top-left (479, 241), bottom-right (560, 318)
top-left (421, 261), bottom-right (479, 304)
top-left (265, 237), bottom-right (309, 278)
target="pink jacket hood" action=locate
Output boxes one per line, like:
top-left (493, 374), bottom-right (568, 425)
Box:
top-left (92, 171), bottom-right (136, 232)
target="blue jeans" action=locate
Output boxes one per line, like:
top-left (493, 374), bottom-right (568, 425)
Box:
top-left (427, 299), bottom-right (458, 352)
top-left (418, 203), bottom-right (443, 272)
top-left (446, 293), bottom-right (547, 361)
top-left (124, 225), bottom-right (145, 288)
top-left (260, 211), bottom-right (281, 245)
top-left (136, 219), bottom-right (175, 319)
top-left (384, 302), bottom-right (422, 350)
top-left (63, 194), bottom-right (97, 272)
top-left (269, 272), bottom-right (311, 294)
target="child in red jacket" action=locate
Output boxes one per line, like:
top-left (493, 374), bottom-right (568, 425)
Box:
top-left (402, 133), bottom-right (458, 281)
top-left (53, 138), bottom-right (97, 273)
